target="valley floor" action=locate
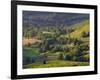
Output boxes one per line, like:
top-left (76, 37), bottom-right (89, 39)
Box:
top-left (23, 60), bottom-right (89, 69)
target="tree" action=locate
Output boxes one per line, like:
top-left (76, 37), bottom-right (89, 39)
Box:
top-left (58, 53), bottom-right (64, 60)
top-left (57, 36), bottom-right (67, 44)
top-left (81, 31), bottom-right (89, 37)
top-left (39, 53), bottom-right (48, 64)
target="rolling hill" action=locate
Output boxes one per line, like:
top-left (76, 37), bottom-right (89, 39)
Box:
top-left (69, 20), bottom-right (89, 38)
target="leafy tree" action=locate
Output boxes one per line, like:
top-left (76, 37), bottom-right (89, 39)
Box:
top-left (64, 53), bottom-right (73, 60)
top-left (58, 53), bottom-right (64, 60)
top-left (81, 31), bottom-right (89, 37)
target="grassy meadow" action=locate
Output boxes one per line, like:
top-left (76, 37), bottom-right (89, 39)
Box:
top-left (23, 60), bottom-right (89, 69)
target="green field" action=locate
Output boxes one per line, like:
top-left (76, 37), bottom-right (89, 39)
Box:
top-left (23, 60), bottom-right (89, 69)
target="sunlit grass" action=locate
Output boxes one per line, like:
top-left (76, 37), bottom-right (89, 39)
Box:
top-left (23, 60), bottom-right (89, 69)
top-left (70, 20), bottom-right (89, 38)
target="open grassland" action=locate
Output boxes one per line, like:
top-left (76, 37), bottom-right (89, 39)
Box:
top-left (23, 60), bottom-right (89, 69)
top-left (70, 20), bottom-right (89, 38)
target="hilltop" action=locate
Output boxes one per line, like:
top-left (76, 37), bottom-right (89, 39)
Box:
top-left (23, 11), bottom-right (89, 27)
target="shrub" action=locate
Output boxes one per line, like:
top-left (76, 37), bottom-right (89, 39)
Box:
top-left (81, 31), bottom-right (89, 37)
top-left (58, 53), bottom-right (64, 60)
top-left (64, 53), bottom-right (73, 60)
top-left (82, 54), bottom-right (90, 62)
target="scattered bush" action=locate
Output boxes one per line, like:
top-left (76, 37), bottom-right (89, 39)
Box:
top-left (58, 53), bottom-right (64, 60)
top-left (81, 31), bottom-right (89, 37)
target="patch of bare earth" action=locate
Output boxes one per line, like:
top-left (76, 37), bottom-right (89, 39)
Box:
top-left (23, 37), bottom-right (41, 45)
